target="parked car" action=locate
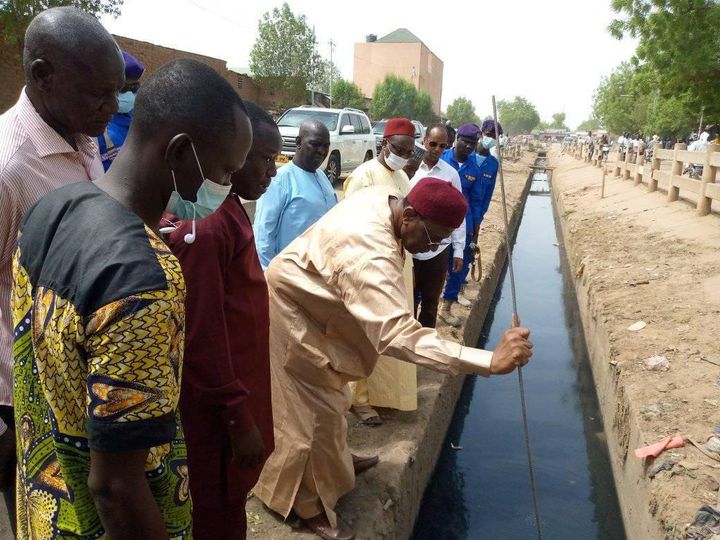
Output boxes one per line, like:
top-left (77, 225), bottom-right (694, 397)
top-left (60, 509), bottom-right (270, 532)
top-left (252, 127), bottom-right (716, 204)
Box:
top-left (372, 120), bottom-right (426, 155)
top-left (276, 106), bottom-right (376, 183)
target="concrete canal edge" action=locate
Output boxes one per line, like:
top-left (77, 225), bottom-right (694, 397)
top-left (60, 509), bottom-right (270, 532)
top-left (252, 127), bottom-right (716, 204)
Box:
top-left (552, 175), bottom-right (660, 540)
top-left (246, 153), bottom-right (534, 539)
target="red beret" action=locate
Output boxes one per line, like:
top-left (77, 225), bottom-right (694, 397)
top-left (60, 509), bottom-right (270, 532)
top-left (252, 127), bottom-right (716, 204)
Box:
top-left (407, 177), bottom-right (468, 229)
top-left (384, 117), bottom-right (415, 138)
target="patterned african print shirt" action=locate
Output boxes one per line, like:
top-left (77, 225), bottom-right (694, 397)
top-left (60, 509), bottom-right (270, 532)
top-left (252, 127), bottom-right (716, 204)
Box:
top-left (11, 182), bottom-right (191, 539)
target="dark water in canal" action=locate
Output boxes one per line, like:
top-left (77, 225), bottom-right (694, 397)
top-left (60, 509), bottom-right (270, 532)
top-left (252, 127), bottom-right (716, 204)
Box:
top-left (413, 190), bottom-right (626, 540)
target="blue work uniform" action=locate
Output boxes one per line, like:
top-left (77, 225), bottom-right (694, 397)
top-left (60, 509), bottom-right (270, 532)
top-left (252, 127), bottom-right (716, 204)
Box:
top-left (97, 112), bottom-right (132, 171)
top-left (441, 148), bottom-right (498, 301)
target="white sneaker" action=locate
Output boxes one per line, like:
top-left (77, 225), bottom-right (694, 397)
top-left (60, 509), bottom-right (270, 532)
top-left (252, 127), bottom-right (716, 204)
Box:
top-left (457, 295), bottom-right (472, 307)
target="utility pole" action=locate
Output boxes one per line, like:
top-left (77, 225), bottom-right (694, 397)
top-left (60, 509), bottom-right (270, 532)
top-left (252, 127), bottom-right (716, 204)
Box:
top-left (328, 38), bottom-right (336, 107)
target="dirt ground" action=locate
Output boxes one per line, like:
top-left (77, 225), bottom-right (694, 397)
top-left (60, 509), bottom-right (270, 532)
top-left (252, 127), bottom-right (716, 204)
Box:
top-left (552, 146), bottom-right (720, 539)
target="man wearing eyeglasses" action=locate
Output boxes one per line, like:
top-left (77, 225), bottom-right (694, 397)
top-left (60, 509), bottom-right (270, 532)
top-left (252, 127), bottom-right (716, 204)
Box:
top-left (97, 50), bottom-right (144, 170)
top-left (254, 177), bottom-right (534, 540)
top-left (440, 123), bottom-right (488, 322)
top-left (411, 124), bottom-right (465, 328)
top-left (343, 117), bottom-right (417, 426)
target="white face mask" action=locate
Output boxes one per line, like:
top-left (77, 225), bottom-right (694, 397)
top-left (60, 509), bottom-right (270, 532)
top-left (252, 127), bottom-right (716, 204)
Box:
top-left (385, 148), bottom-right (409, 171)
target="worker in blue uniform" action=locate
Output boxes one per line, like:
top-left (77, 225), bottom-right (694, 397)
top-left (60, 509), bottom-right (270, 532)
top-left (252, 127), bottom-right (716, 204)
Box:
top-left (97, 50), bottom-right (144, 170)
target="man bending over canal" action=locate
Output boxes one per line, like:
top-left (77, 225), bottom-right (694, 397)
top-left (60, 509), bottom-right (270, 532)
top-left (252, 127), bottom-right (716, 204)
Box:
top-left (254, 178), bottom-right (533, 540)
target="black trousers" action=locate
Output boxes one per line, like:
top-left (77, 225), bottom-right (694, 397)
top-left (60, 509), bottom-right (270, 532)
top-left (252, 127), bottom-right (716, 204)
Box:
top-left (413, 245), bottom-right (450, 328)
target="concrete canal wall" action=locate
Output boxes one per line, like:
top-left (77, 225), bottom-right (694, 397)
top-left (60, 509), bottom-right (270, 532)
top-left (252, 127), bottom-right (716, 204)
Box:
top-left (247, 153), bottom-right (534, 539)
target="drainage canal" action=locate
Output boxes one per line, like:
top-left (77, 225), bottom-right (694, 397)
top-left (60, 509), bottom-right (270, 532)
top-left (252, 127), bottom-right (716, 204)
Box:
top-left (413, 157), bottom-right (626, 539)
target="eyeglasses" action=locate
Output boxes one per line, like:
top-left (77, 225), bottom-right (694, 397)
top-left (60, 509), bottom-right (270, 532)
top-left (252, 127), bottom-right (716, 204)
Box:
top-left (427, 141), bottom-right (448, 149)
top-left (421, 219), bottom-right (443, 248)
top-left (387, 141), bottom-right (414, 159)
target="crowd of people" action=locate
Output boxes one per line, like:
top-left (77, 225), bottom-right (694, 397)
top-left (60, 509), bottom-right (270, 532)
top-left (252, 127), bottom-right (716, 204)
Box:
top-left (0, 8), bottom-right (535, 540)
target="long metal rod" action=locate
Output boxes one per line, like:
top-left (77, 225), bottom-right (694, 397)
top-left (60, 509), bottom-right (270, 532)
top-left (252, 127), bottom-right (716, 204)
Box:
top-left (492, 95), bottom-right (543, 540)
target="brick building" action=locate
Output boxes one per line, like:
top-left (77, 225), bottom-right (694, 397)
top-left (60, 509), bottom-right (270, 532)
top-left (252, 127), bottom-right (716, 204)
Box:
top-left (353, 28), bottom-right (444, 114)
top-left (0, 33), bottom-right (288, 113)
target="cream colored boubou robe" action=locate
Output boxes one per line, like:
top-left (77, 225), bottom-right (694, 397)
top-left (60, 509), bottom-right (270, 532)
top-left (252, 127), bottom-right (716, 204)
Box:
top-left (254, 188), bottom-right (493, 526)
top-left (343, 158), bottom-right (416, 410)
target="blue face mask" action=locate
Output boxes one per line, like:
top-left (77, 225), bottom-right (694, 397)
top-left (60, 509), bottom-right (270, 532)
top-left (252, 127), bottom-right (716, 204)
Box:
top-left (482, 135), bottom-right (497, 150)
top-left (117, 91), bottom-right (136, 114)
top-left (164, 142), bottom-right (231, 221)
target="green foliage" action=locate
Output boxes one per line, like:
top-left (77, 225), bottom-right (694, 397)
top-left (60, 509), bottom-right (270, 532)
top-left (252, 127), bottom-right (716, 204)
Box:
top-left (550, 112), bottom-right (567, 129)
top-left (331, 79), bottom-right (365, 109)
top-left (497, 96), bottom-right (540, 133)
top-left (414, 91), bottom-right (433, 125)
top-left (312, 60), bottom-right (341, 95)
top-left (608, 0), bottom-right (720, 121)
top-left (368, 75), bottom-right (417, 120)
top-left (0, 0), bottom-right (123, 45)
top-left (250, 3), bottom-right (321, 106)
top-left (593, 62), bottom-right (648, 135)
top-left (577, 117), bottom-right (602, 131)
top-left (446, 96), bottom-right (479, 127)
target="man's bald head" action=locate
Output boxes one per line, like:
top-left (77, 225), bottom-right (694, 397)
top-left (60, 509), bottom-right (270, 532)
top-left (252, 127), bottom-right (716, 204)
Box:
top-left (23, 7), bottom-right (125, 138)
top-left (298, 119), bottom-right (330, 141)
top-left (294, 119), bottom-right (330, 172)
top-left (23, 7), bottom-right (121, 77)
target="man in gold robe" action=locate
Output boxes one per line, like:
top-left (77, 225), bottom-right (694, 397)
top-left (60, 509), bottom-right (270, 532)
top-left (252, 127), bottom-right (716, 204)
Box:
top-left (254, 178), bottom-right (533, 540)
top-left (343, 117), bottom-right (417, 424)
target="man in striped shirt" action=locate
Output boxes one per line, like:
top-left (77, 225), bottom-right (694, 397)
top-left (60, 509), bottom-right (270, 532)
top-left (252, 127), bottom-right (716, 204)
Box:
top-left (0, 7), bottom-right (124, 529)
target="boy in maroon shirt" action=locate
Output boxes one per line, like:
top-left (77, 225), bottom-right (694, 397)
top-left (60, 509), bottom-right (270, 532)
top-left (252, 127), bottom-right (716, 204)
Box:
top-left (168, 102), bottom-right (281, 539)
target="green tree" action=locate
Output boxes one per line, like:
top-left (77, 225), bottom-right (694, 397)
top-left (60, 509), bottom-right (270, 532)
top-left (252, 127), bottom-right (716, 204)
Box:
top-left (414, 91), bottom-right (433, 124)
top-left (609, 0), bottom-right (720, 120)
top-left (250, 3), bottom-right (321, 106)
top-left (368, 75), bottom-right (417, 120)
top-left (0, 0), bottom-right (123, 46)
top-left (577, 117), bottom-right (602, 131)
top-left (497, 96), bottom-right (540, 133)
top-left (446, 96), bottom-right (479, 127)
top-left (312, 59), bottom-right (341, 95)
top-left (550, 112), bottom-right (567, 129)
top-left (331, 79), bottom-right (365, 109)
top-left (592, 62), bottom-right (649, 135)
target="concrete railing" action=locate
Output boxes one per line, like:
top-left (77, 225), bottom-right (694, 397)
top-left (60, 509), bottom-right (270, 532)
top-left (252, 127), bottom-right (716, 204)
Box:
top-left (501, 143), bottom-right (523, 160)
top-left (568, 141), bottom-right (720, 216)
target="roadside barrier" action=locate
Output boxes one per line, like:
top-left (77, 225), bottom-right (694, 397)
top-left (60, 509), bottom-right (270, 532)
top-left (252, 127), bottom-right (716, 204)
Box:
top-left (571, 141), bottom-right (720, 216)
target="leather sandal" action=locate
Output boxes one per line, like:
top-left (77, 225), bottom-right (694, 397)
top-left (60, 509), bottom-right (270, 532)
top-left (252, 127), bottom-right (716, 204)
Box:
top-left (351, 453), bottom-right (379, 474)
top-left (302, 513), bottom-right (356, 540)
top-left (352, 404), bottom-right (382, 426)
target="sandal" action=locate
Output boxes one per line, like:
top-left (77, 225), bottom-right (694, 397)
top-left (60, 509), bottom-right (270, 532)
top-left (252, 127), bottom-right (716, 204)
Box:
top-left (352, 405), bottom-right (383, 426)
